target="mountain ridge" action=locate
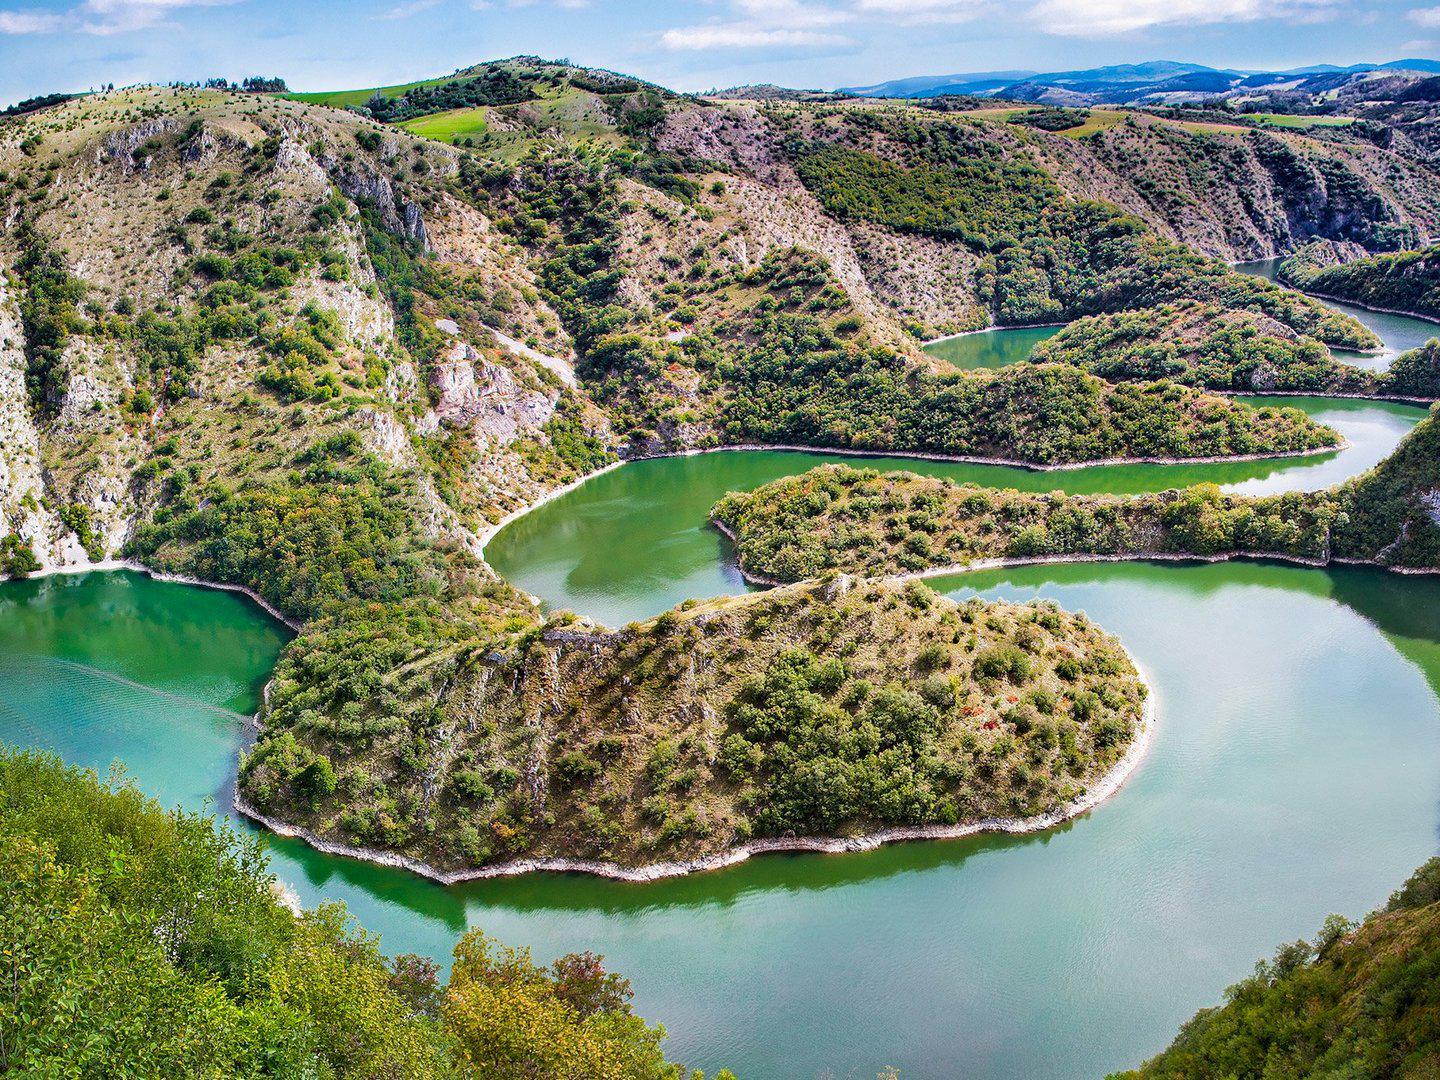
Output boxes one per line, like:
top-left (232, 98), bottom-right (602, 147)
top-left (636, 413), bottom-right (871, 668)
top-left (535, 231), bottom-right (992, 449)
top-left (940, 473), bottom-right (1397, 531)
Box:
top-left (837, 57), bottom-right (1440, 102)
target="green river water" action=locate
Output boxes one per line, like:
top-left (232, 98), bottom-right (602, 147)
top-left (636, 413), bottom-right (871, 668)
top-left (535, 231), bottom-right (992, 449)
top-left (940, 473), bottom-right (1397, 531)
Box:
top-left (1234, 258), bottom-right (1440, 368)
top-left (3, 389), bottom-right (1438, 1075)
top-left (923, 324), bottom-right (1063, 369)
top-left (922, 260), bottom-right (1440, 373)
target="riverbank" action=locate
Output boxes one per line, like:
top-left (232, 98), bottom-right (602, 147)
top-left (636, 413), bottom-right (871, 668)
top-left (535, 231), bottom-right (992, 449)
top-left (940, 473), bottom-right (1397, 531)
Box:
top-left (1225, 389), bottom-right (1437, 405)
top-left (920, 321), bottom-right (1066, 347)
top-left (1275, 283), bottom-right (1440, 331)
top-left (629, 437), bottom-right (1346, 478)
top-left (717, 522), bottom-right (1440, 592)
top-left (478, 435), bottom-right (1352, 565)
top-left (234, 652), bottom-right (1158, 884)
top-left (7, 558), bottom-right (302, 632)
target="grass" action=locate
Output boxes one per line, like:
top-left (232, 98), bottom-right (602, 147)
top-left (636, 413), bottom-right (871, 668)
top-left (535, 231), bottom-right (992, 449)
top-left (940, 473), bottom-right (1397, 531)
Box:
top-left (1055, 108), bottom-right (1128, 137)
top-left (399, 106), bottom-right (489, 142)
top-left (282, 75), bottom-right (459, 110)
top-left (1247, 113), bottom-right (1356, 128)
top-left (951, 106), bottom-right (1128, 137)
top-left (1165, 120), bottom-right (1253, 135)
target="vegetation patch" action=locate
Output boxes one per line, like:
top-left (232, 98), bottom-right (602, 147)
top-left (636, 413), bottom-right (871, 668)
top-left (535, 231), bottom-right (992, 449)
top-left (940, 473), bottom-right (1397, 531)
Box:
top-left (243, 578), bottom-right (1148, 871)
top-left (1281, 241), bottom-right (1440, 323)
top-left (1115, 857), bottom-right (1440, 1079)
top-left (713, 408), bottom-right (1440, 581)
top-left (0, 749), bottom-right (721, 1078)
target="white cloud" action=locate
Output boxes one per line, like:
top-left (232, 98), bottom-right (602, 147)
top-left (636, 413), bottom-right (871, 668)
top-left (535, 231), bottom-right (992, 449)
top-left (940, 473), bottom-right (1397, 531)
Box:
top-left (0, 8), bottom-right (64, 31)
top-left (1028, 0), bottom-right (1334, 35)
top-left (0, 0), bottom-right (236, 35)
top-left (1409, 5), bottom-right (1440, 25)
top-left (659, 0), bottom-right (855, 50)
top-left (734, 0), bottom-right (850, 27)
top-left (377, 0), bottom-right (439, 18)
top-left (660, 23), bottom-right (852, 47)
top-left (853, 0), bottom-right (984, 22)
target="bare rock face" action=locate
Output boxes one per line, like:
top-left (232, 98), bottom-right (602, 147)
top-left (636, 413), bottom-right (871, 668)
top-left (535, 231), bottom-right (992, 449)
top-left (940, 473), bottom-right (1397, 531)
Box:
top-left (0, 288), bottom-right (62, 568)
top-left (321, 156), bottom-right (432, 252)
top-left (385, 361), bottom-right (419, 404)
top-left (289, 222), bottom-right (396, 347)
top-left (402, 203), bottom-right (430, 251)
top-left (273, 137), bottom-right (331, 187)
top-left (355, 407), bottom-right (416, 469)
top-left (95, 119), bottom-right (175, 171)
top-left (1291, 238), bottom-right (1372, 270)
top-left (428, 341), bottom-right (556, 447)
top-left (655, 104), bottom-right (794, 186)
top-left (1421, 489), bottom-right (1440, 529)
top-left (56, 364), bottom-right (121, 429)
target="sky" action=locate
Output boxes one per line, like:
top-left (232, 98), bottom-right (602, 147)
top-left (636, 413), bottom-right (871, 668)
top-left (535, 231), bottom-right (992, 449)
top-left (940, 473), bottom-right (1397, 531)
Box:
top-left (0, 0), bottom-right (1436, 106)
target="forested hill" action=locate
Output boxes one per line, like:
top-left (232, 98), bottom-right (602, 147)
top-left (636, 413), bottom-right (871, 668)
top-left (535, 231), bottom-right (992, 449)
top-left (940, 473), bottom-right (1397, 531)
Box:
top-left (1281, 240), bottom-right (1440, 323)
top-left (712, 407), bottom-right (1440, 582)
top-left (0, 53), bottom-right (1435, 882)
top-left (4, 56), bottom-right (1440, 1073)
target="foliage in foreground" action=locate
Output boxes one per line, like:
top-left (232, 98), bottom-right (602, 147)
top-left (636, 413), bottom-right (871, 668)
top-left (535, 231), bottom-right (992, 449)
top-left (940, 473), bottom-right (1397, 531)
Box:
top-left (1113, 857), bottom-right (1440, 1079)
top-left (0, 749), bottom-right (719, 1079)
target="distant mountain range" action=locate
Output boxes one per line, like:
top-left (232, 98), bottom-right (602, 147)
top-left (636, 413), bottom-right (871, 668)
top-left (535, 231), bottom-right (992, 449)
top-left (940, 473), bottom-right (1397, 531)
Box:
top-left (837, 59), bottom-right (1440, 105)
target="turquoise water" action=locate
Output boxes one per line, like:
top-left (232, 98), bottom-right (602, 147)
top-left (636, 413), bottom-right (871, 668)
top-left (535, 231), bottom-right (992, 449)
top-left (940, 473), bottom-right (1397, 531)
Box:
top-left (922, 324), bottom-right (1063, 369)
top-left (4, 564), bottom-right (1439, 1080)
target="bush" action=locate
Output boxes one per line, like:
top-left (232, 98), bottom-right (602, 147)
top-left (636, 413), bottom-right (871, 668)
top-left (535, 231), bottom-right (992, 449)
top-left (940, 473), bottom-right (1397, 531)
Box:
top-left (972, 645), bottom-right (1032, 683)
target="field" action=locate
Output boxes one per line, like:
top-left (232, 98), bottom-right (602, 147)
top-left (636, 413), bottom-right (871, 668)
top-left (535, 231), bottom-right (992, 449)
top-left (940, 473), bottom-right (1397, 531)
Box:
top-left (951, 105), bottom-right (1129, 137)
top-left (283, 74), bottom-right (459, 109)
top-left (1055, 108), bottom-right (1128, 137)
top-left (399, 106), bottom-right (489, 141)
top-left (1248, 112), bottom-right (1357, 128)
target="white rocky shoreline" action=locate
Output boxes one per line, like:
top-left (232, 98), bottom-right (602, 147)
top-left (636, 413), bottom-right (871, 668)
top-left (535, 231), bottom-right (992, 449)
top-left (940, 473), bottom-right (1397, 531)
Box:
top-left (11, 558), bottom-right (302, 630)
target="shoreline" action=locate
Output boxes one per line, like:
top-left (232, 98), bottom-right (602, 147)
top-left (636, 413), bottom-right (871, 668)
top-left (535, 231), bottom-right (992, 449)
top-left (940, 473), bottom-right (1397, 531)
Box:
top-left (920, 321), bottom-right (1066, 347)
top-left (663, 439), bottom-right (1349, 471)
top-left (234, 651), bottom-right (1158, 885)
top-left (476, 437), bottom-right (1350, 556)
top-left (8, 558), bottom-right (302, 631)
top-left (716, 541), bottom-right (1440, 592)
top-left (1277, 284), bottom-right (1440, 330)
top-left (476, 457), bottom-right (629, 554)
top-left (1224, 389), bottom-right (1437, 406)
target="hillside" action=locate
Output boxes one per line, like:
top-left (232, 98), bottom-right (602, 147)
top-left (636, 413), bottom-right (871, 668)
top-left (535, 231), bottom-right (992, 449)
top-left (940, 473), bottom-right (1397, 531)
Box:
top-left (712, 407), bottom-right (1440, 581)
top-left (237, 576), bottom-right (1148, 874)
top-left (0, 748), bottom-right (719, 1078)
top-left (1281, 240), bottom-right (1440, 322)
top-left (1030, 300), bottom-right (1440, 399)
top-left (0, 55), bottom-right (1437, 877)
top-left (1113, 857), bottom-right (1440, 1080)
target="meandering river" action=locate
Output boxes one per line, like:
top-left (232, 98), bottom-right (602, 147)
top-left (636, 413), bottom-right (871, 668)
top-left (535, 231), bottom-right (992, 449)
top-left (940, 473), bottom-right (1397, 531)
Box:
top-left (1234, 257), bottom-right (1440, 368)
top-left (923, 261), bottom-right (1440, 372)
top-left (4, 322), bottom-right (1439, 1077)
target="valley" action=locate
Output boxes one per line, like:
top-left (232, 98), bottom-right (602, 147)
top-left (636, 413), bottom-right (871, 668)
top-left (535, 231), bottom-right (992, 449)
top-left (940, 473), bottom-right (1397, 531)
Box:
top-left (4, 51), bottom-right (1440, 1079)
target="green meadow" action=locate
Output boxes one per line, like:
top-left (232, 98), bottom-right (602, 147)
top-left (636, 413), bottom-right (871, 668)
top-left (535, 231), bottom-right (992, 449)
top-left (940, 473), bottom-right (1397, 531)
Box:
top-left (398, 105), bottom-right (489, 141)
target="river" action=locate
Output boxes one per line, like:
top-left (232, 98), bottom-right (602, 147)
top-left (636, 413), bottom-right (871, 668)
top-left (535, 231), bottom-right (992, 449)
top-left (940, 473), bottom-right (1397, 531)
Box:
top-left (922, 261), bottom-right (1440, 373)
top-left (1234, 257), bottom-right (1440, 368)
top-left (3, 324), bottom-right (1438, 1077)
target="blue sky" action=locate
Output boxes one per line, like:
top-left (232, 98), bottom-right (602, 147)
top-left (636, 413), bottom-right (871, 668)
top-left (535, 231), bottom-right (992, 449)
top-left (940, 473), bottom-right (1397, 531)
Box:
top-left (0, 0), bottom-right (1436, 106)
